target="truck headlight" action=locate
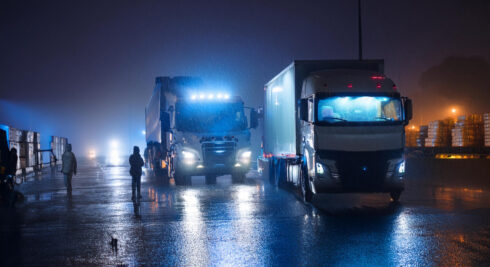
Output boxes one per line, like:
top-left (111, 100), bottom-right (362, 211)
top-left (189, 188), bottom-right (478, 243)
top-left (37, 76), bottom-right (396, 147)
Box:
top-left (316, 162), bottom-right (325, 175)
top-left (182, 150), bottom-right (197, 165)
top-left (398, 160), bottom-right (405, 174)
top-left (238, 150), bottom-right (252, 164)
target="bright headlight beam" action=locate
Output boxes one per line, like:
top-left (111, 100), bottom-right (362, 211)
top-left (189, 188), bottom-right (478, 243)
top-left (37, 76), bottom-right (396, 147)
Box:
top-left (398, 161), bottom-right (405, 174)
top-left (316, 162), bottom-right (325, 175)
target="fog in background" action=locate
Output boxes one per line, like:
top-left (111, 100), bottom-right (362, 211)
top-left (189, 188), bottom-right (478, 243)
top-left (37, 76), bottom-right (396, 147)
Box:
top-left (1, 0), bottom-right (489, 157)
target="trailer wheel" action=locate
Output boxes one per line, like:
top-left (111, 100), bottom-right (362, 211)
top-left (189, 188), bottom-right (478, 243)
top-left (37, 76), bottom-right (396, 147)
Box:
top-left (268, 159), bottom-right (276, 185)
top-left (300, 163), bottom-right (313, 203)
top-left (205, 175), bottom-right (217, 184)
top-left (174, 170), bottom-right (189, 186)
top-left (232, 173), bottom-right (245, 184)
top-left (390, 191), bottom-right (402, 202)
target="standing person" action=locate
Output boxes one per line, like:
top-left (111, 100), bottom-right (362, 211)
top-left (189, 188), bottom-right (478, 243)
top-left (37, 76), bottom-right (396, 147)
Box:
top-left (61, 144), bottom-right (77, 192)
top-left (6, 148), bottom-right (18, 177)
top-left (129, 146), bottom-right (144, 201)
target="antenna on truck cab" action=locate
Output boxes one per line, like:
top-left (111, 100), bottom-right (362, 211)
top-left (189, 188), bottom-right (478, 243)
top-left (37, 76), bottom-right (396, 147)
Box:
top-left (358, 0), bottom-right (363, 61)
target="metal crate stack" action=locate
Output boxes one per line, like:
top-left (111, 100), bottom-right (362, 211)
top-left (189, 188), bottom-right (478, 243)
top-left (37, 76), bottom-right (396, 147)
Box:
top-left (8, 127), bottom-right (23, 173)
top-left (425, 119), bottom-right (454, 147)
top-left (417, 125), bottom-right (428, 147)
top-left (50, 136), bottom-right (68, 163)
top-left (405, 127), bottom-right (418, 147)
top-left (485, 113), bottom-right (490, 147)
top-left (451, 114), bottom-right (484, 147)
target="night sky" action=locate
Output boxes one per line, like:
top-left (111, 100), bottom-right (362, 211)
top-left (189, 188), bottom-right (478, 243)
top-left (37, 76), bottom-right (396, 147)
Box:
top-left (1, 0), bottom-right (489, 156)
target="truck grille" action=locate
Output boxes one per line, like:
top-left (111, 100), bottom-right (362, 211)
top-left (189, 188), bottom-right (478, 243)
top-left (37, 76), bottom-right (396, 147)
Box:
top-left (317, 149), bottom-right (403, 190)
top-left (202, 141), bottom-right (236, 165)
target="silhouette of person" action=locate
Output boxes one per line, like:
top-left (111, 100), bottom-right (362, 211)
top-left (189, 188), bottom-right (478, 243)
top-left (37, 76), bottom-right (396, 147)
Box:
top-left (129, 146), bottom-right (144, 200)
top-left (61, 144), bottom-right (77, 192)
top-left (7, 148), bottom-right (18, 176)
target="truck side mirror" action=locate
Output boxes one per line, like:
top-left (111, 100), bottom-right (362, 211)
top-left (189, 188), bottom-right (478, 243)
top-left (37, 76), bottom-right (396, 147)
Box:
top-left (161, 111), bottom-right (171, 132)
top-left (404, 98), bottom-right (413, 125)
top-left (250, 109), bottom-right (259, 129)
top-left (299, 99), bottom-right (308, 121)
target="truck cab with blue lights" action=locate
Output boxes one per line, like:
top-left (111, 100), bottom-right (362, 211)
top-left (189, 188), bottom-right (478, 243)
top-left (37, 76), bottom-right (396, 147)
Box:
top-left (145, 76), bottom-right (258, 185)
top-left (259, 60), bottom-right (412, 202)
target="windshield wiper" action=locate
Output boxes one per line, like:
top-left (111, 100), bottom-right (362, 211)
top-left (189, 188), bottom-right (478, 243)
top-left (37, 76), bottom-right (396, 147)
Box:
top-left (375, 116), bottom-right (392, 121)
top-left (324, 117), bottom-right (348, 122)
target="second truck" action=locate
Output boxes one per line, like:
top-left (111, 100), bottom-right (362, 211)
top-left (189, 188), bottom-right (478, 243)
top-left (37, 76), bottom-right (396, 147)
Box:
top-left (258, 60), bottom-right (412, 202)
top-left (145, 76), bottom-right (258, 185)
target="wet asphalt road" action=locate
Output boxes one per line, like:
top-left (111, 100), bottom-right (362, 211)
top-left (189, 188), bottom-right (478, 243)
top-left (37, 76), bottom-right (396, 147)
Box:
top-left (1, 158), bottom-right (490, 266)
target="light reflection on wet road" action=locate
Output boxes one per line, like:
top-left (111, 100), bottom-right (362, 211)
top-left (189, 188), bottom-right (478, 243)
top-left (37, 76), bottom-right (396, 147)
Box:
top-left (1, 158), bottom-right (489, 266)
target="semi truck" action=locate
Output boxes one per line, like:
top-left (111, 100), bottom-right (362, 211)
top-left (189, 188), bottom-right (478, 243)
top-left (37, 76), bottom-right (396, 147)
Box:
top-left (258, 60), bottom-right (412, 202)
top-left (145, 76), bottom-right (258, 185)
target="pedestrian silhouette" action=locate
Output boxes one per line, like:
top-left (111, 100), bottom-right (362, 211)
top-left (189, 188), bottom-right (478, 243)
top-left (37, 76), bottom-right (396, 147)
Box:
top-left (129, 146), bottom-right (144, 201)
top-left (61, 144), bottom-right (77, 192)
top-left (7, 148), bottom-right (18, 176)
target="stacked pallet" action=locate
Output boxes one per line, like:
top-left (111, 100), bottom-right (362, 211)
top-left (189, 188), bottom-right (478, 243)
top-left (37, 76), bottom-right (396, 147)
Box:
top-left (425, 118), bottom-right (454, 147)
top-left (485, 113), bottom-right (490, 147)
top-left (417, 126), bottom-right (428, 147)
top-left (451, 114), bottom-right (484, 147)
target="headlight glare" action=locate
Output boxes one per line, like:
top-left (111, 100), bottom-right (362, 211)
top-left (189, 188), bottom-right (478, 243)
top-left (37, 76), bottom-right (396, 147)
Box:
top-left (398, 161), bottom-right (405, 174)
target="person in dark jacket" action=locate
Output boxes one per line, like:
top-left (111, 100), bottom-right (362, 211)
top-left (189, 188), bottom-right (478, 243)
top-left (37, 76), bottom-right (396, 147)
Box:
top-left (7, 148), bottom-right (18, 176)
top-left (129, 146), bottom-right (144, 200)
top-left (62, 144), bottom-right (77, 192)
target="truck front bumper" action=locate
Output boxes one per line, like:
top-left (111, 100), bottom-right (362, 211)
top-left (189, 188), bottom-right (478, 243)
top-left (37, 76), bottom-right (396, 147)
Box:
top-left (178, 161), bottom-right (250, 176)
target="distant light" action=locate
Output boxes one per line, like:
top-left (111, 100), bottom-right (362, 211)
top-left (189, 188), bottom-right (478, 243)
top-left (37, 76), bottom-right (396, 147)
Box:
top-left (411, 125), bottom-right (416, 130)
top-left (272, 86), bottom-right (282, 93)
top-left (347, 83), bottom-right (353, 88)
top-left (451, 108), bottom-right (457, 114)
top-left (217, 93), bottom-right (223, 99)
top-left (207, 93), bottom-right (214, 99)
top-left (141, 130), bottom-right (146, 135)
top-left (199, 93), bottom-right (205, 99)
top-left (110, 139), bottom-right (118, 148)
top-left (376, 83), bottom-right (382, 89)
top-left (371, 75), bottom-right (385, 80)
top-left (191, 94), bottom-right (197, 100)
top-left (88, 150), bottom-right (96, 159)
top-left (224, 94), bottom-right (230, 99)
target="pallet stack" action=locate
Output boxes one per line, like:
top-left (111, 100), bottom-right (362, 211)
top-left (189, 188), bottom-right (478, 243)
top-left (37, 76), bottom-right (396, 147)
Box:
top-left (417, 126), bottom-right (428, 147)
top-left (485, 113), bottom-right (490, 147)
top-left (451, 114), bottom-right (484, 147)
top-left (425, 118), bottom-right (454, 147)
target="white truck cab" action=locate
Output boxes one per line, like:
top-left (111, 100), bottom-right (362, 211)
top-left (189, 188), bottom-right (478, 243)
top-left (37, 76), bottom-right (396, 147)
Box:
top-left (260, 60), bottom-right (412, 202)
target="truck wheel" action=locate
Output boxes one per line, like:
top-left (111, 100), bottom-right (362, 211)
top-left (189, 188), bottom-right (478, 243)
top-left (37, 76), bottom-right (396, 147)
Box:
top-left (174, 171), bottom-right (188, 186)
top-left (205, 175), bottom-right (217, 184)
top-left (300, 163), bottom-right (313, 203)
top-left (232, 173), bottom-right (245, 183)
top-left (268, 159), bottom-right (276, 185)
top-left (390, 191), bottom-right (402, 202)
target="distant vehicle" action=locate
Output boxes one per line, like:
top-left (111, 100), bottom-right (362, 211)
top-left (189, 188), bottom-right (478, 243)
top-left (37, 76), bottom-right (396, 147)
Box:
top-left (145, 77), bottom-right (259, 185)
top-left (258, 60), bottom-right (412, 202)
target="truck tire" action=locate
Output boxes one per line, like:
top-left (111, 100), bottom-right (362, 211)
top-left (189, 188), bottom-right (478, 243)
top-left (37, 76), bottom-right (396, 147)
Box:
top-left (205, 175), bottom-right (217, 184)
top-left (174, 170), bottom-right (189, 186)
top-left (232, 173), bottom-right (245, 183)
top-left (300, 163), bottom-right (313, 203)
top-left (390, 191), bottom-right (402, 203)
top-left (268, 159), bottom-right (276, 185)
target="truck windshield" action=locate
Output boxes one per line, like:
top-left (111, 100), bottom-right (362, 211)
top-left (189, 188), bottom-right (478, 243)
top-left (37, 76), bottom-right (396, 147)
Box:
top-left (176, 102), bottom-right (247, 132)
top-left (317, 96), bottom-right (403, 123)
